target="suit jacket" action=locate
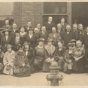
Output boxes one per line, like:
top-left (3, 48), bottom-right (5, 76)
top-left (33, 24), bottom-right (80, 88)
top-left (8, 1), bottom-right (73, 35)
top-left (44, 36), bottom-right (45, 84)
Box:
top-left (44, 22), bottom-right (56, 33)
top-left (61, 31), bottom-right (76, 46)
top-left (39, 31), bottom-right (48, 43)
top-left (76, 30), bottom-right (84, 44)
top-left (25, 34), bottom-right (37, 48)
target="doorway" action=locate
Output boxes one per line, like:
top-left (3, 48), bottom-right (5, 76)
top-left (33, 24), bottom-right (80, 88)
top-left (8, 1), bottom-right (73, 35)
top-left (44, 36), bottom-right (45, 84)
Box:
top-left (72, 2), bottom-right (88, 27)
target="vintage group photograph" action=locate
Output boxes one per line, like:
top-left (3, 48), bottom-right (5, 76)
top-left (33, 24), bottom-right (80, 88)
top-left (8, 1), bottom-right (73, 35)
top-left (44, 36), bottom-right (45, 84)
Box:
top-left (0, 1), bottom-right (88, 86)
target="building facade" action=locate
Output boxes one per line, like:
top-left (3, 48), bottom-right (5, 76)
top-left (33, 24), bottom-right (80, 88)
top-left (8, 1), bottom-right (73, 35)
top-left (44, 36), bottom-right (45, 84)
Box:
top-left (0, 2), bottom-right (88, 27)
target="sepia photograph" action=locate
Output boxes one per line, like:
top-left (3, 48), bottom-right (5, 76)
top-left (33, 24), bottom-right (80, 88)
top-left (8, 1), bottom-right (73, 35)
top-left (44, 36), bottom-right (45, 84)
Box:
top-left (0, 1), bottom-right (88, 87)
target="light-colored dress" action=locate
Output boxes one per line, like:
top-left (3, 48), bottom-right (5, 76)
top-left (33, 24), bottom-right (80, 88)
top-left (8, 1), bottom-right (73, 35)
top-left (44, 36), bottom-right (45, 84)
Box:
top-left (42, 44), bottom-right (55, 72)
top-left (3, 50), bottom-right (16, 75)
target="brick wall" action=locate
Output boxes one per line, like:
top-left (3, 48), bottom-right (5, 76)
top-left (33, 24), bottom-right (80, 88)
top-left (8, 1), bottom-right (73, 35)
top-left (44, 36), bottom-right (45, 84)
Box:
top-left (13, 2), bottom-right (22, 27)
top-left (13, 2), bottom-right (42, 28)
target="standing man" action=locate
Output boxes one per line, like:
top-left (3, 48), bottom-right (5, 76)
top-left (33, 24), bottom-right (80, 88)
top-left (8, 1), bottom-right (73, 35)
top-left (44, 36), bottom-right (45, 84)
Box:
top-left (10, 22), bottom-right (18, 38)
top-left (61, 25), bottom-right (76, 47)
top-left (44, 16), bottom-right (55, 34)
top-left (76, 24), bottom-right (84, 44)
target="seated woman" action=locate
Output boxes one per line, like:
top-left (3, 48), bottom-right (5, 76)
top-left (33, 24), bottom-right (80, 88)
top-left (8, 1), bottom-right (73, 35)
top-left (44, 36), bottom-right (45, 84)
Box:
top-left (3, 44), bottom-right (16, 75)
top-left (34, 38), bottom-right (45, 72)
top-left (72, 40), bottom-right (86, 73)
top-left (42, 38), bottom-right (55, 72)
top-left (64, 42), bottom-right (74, 74)
top-left (54, 39), bottom-right (66, 71)
top-left (0, 45), bottom-right (4, 74)
top-left (13, 45), bottom-right (31, 77)
top-left (23, 41), bottom-right (35, 73)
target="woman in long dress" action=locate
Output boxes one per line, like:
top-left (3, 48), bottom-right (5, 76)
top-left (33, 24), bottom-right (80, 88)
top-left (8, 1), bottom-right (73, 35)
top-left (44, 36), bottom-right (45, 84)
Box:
top-left (72, 40), bottom-right (86, 73)
top-left (23, 41), bottom-right (35, 73)
top-left (3, 44), bottom-right (16, 75)
top-left (34, 38), bottom-right (45, 72)
top-left (54, 39), bottom-right (66, 71)
top-left (42, 38), bottom-right (55, 72)
top-left (13, 45), bottom-right (31, 77)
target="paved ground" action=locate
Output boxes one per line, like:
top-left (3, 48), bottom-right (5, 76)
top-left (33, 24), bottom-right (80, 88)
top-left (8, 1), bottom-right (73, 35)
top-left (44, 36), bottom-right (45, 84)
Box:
top-left (0, 72), bottom-right (88, 86)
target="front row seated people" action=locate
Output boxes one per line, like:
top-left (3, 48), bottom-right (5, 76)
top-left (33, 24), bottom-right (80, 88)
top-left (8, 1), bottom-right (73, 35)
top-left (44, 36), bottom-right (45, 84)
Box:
top-left (0, 39), bottom-right (87, 76)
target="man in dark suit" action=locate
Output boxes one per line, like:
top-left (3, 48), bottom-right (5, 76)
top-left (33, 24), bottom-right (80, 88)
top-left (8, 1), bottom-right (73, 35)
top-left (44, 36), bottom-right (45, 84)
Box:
top-left (39, 26), bottom-right (48, 43)
top-left (48, 27), bottom-right (61, 47)
top-left (10, 22), bottom-right (18, 38)
top-left (61, 25), bottom-right (76, 47)
top-left (25, 28), bottom-right (37, 48)
top-left (44, 16), bottom-right (56, 34)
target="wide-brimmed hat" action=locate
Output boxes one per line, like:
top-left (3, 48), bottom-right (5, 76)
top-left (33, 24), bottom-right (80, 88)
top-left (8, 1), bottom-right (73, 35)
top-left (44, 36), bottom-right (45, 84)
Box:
top-left (17, 44), bottom-right (23, 50)
top-left (2, 28), bottom-right (11, 33)
top-left (6, 44), bottom-right (12, 49)
top-left (67, 42), bottom-right (73, 47)
top-left (70, 39), bottom-right (76, 43)
top-left (37, 38), bottom-right (45, 42)
top-left (23, 41), bottom-right (30, 46)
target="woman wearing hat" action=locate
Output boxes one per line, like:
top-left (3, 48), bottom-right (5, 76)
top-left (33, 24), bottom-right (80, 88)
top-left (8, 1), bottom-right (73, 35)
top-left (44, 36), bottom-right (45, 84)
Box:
top-left (0, 45), bottom-right (4, 74)
top-left (1, 28), bottom-right (12, 53)
top-left (54, 39), bottom-right (66, 71)
top-left (13, 45), bottom-right (31, 77)
top-left (23, 41), bottom-right (35, 73)
top-left (34, 38), bottom-right (46, 72)
top-left (72, 40), bottom-right (86, 73)
top-left (42, 38), bottom-right (55, 72)
top-left (25, 28), bottom-right (37, 48)
top-left (3, 44), bottom-right (16, 75)
top-left (64, 42), bottom-right (74, 74)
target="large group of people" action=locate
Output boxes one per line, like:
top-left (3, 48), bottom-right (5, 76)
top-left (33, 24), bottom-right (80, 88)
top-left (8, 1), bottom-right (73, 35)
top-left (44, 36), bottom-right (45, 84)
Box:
top-left (0, 16), bottom-right (88, 77)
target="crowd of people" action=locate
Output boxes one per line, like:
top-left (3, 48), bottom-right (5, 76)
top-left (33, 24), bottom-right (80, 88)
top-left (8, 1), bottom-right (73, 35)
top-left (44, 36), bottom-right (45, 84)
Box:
top-left (0, 16), bottom-right (88, 77)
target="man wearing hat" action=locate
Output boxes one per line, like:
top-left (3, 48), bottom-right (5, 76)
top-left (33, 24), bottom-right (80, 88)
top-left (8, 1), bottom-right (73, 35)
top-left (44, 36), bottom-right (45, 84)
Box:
top-left (1, 28), bottom-right (12, 52)
top-left (25, 28), bottom-right (37, 48)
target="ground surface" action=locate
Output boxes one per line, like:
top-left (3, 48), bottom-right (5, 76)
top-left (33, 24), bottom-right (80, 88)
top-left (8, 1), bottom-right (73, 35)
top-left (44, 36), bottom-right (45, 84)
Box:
top-left (0, 72), bottom-right (88, 86)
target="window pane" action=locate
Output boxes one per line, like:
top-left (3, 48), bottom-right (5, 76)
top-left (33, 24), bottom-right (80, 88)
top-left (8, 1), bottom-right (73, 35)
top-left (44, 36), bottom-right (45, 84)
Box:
top-left (43, 2), bottom-right (67, 14)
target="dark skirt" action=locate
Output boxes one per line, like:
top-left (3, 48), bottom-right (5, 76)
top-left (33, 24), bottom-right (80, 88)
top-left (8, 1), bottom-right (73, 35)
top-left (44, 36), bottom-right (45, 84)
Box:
top-left (73, 56), bottom-right (86, 73)
top-left (34, 57), bottom-right (44, 72)
top-left (0, 63), bottom-right (4, 74)
top-left (42, 61), bottom-right (51, 72)
top-left (13, 66), bottom-right (31, 77)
